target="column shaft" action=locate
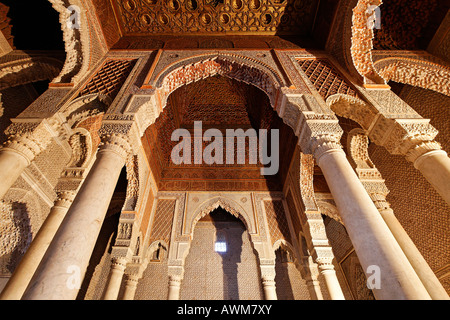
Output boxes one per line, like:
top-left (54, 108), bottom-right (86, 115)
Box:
top-left (0, 193), bottom-right (74, 300)
top-left (102, 258), bottom-right (127, 300)
top-left (122, 275), bottom-right (139, 300)
top-left (319, 267), bottom-right (345, 300)
top-left (316, 148), bottom-right (431, 300)
top-left (262, 278), bottom-right (277, 300)
top-left (380, 208), bottom-right (449, 300)
top-left (167, 276), bottom-right (182, 300)
top-left (22, 147), bottom-right (126, 300)
top-left (0, 150), bottom-right (30, 199)
top-left (413, 150), bottom-right (450, 206)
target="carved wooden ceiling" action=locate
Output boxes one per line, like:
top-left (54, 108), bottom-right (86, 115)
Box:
top-left (112, 0), bottom-right (320, 36)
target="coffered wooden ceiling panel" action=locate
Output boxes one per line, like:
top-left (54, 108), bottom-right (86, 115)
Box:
top-left (112, 0), bottom-right (320, 35)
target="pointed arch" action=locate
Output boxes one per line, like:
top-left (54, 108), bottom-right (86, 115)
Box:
top-left (47, 0), bottom-right (92, 84)
top-left (373, 57), bottom-right (450, 97)
top-left (189, 196), bottom-right (255, 235)
top-left (326, 93), bottom-right (378, 131)
top-left (150, 54), bottom-right (285, 111)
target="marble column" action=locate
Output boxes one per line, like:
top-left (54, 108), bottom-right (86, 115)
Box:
top-left (378, 206), bottom-right (449, 300)
top-left (102, 257), bottom-right (128, 300)
top-left (262, 277), bottom-right (277, 300)
top-left (314, 247), bottom-right (345, 300)
top-left (121, 274), bottom-right (140, 300)
top-left (167, 275), bottom-right (182, 300)
top-left (0, 136), bottom-right (39, 199)
top-left (406, 142), bottom-right (450, 206)
top-left (0, 191), bottom-right (76, 300)
top-left (260, 264), bottom-right (277, 300)
top-left (22, 134), bottom-right (131, 300)
top-left (313, 136), bottom-right (431, 300)
top-left (318, 263), bottom-right (345, 300)
top-left (306, 278), bottom-right (324, 300)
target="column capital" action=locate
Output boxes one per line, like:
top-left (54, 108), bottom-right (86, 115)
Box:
top-left (310, 134), bottom-right (344, 164)
top-left (53, 191), bottom-right (76, 209)
top-left (312, 246), bottom-right (335, 268)
top-left (369, 117), bottom-right (440, 156)
top-left (2, 134), bottom-right (42, 164)
top-left (124, 272), bottom-right (141, 286)
top-left (99, 133), bottom-right (133, 161)
top-left (405, 141), bottom-right (446, 166)
top-left (111, 257), bottom-right (128, 270)
top-left (2, 117), bottom-right (64, 162)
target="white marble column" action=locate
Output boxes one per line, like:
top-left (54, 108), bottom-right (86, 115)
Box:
top-left (0, 136), bottom-right (38, 199)
top-left (167, 275), bottom-right (182, 300)
top-left (22, 134), bottom-right (131, 300)
top-left (102, 257), bottom-right (128, 300)
top-left (121, 273), bottom-right (140, 300)
top-left (313, 136), bottom-right (431, 300)
top-left (260, 264), bottom-right (277, 300)
top-left (262, 277), bottom-right (277, 300)
top-left (318, 263), bottom-right (345, 300)
top-left (314, 247), bottom-right (345, 300)
top-left (0, 191), bottom-right (76, 300)
top-left (379, 207), bottom-right (449, 300)
top-left (407, 142), bottom-right (450, 206)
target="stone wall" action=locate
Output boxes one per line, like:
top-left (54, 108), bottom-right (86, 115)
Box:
top-left (180, 214), bottom-right (264, 300)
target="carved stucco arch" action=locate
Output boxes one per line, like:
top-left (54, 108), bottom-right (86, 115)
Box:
top-left (61, 93), bottom-right (110, 127)
top-left (152, 53), bottom-right (284, 113)
top-left (47, 0), bottom-right (91, 84)
top-left (65, 127), bottom-right (93, 168)
top-left (273, 239), bottom-right (299, 263)
top-left (146, 240), bottom-right (169, 259)
top-left (316, 201), bottom-right (344, 225)
top-left (373, 57), bottom-right (450, 97)
top-left (326, 93), bottom-right (378, 131)
top-left (346, 128), bottom-right (375, 170)
top-left (350, 0), bottom-right (386, 84)
top-left (189, 196), bottom-right (256, 236)
top-left (135, 53), bottom-right (287, 140)
top-left (0, 57), bottom-right (64, 90)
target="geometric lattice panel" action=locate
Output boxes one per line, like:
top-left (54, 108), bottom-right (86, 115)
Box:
top-left (297, 59), bottom-right (359, 100)
top-left (77, 59), bottom-right (136, 100)
top-left (148, 199), bottom-right (177, 245)
top-left (264, 200), bottom-right (291, 245)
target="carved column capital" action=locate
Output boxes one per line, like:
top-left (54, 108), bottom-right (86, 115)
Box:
top-left (111, 257), bottom-right (128, 271)
top-left (312, 246), bottom-right (335, 268)
top-left (369, 117), bottom-right (440, 156)
top-left (405, 141), bottom-right (445, 166)
top-left (310, 134), bottom-right (344, 164)
top-left (53, 190), bottom-right (76, 209)
top-left (2, 134), bottom-right (42, 164)
top-left (99, 133), bottom-right (133, 161)
top-left (2, 117), bottom-right (63, 163)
